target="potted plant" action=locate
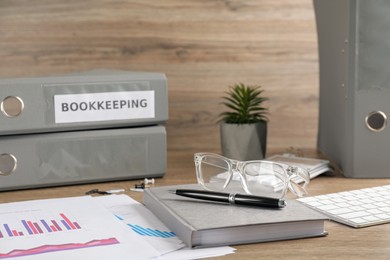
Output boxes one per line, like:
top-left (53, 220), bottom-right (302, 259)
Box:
top-left (219, 83), bottom-right (269, 161)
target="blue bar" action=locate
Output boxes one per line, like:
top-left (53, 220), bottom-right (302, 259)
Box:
top-left (115, 215), bottom-right (124, 221)
top-left (4, 224), bottom-right (13, 237)
top-left (151, 228), bottom-right (169, 238)
top-left (40, 220), bottom-right (52, 232)
top-left (133, 230), bottom-right (145, 236)
top-left (131, 224), bottom-right (151, 236)
top-left (164, 231), bottom-right (175, 237)
top-left (21, 220), bottom-right (33, 235)
top-left (146, 227), bottom-right (165, 237)
top-left (136, 225), bottom-right (158, 236)
top-left (61, 220), bottom-right (71, 230)
top-left (129, 226), bottom-right (145, 236)
top-left (127, 223), bottom-right (177, 238)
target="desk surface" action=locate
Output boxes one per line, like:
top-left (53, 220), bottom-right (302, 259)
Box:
top-left (2, 150), bottom-right (390, 259)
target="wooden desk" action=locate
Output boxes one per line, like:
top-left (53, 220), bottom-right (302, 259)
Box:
top-left (2, 150), bottom-right (390, 259)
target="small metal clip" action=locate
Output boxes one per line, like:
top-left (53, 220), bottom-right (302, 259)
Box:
top-left (86, 189), bottom-right (99, 195)
top-left (85, 189), bottom-right (109, 195)
top-left (144, 178), bottom-right (155, 185)
top-left (135, 183), bottom-right (146, 189)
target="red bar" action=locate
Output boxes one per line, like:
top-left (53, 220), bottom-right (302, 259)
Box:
top-left (50, 225), bottom-right (58, 232)
top-left (12, 230), bottom-right (18, 236)
top-left (27, 221), bottom-right (39, 234)
top-left (73, 222), bottom-right (81, 229)
top-left (18, 232), bottom-right (24, 236)
top-left (33, 223), bottom-right (43, 234)
top-left (51, 220), bottom-right (62, 231)
top-left (0, 231), bottom-right (3, 238)
top-left (60, 213), bottom-right (77, 230)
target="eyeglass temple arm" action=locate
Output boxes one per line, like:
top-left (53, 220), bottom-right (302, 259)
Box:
top-left (288, 180), bottom-right (308, 197)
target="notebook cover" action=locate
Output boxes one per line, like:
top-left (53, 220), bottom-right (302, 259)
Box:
top-left (143, 184), bottom-right (328, 248)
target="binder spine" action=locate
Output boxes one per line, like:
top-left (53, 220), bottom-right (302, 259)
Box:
top-left (0, 126), bottom-right (166, 191)
top-left (0, 71), bottom-right (168, 135)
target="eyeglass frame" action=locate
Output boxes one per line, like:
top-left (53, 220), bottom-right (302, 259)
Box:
top-left (194, 152), bottom-right (310, 198)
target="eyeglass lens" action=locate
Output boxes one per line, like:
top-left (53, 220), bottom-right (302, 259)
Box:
top-left (198, 156), bottom-right (230, 190)
top-left (198, 155), bottom-right (288, 198)
top-left (243, 162), bottom-right (287, 198)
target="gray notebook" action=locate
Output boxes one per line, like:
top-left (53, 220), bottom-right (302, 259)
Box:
top-left (143, 184), bottom-right (328, 248)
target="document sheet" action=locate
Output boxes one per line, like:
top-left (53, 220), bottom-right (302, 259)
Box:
top-left (0, 195), bottom-right (235, 259)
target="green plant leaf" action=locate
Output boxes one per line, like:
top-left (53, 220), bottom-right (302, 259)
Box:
top-left (218, 83), bottom-right (269, 124)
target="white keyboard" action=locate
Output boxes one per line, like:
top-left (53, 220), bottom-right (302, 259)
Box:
top-left (297, 185), bottom-right (390, 228)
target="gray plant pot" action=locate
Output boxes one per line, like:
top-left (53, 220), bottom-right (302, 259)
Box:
top-left (220, 122), bottom-right (267, 161)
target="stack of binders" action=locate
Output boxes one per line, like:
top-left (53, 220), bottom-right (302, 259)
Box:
top-left (0, 70), bottom-right (168, 191)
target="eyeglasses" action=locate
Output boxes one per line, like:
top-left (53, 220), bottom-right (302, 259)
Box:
top-left (194, 153), bottom-right (310, 199)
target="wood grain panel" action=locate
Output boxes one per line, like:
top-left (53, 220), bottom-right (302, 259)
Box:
top-left (0, 0), bottom-right (318, 154)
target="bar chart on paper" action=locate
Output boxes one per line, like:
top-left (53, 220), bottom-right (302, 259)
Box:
top-left (0, 197), bottom-right (142, 259)
top-left (115, 215), bottom-right (176, 238)
top-left (0, 209), bottom-right (119, 259)
top-left (0, 212), bottom-right (81, 239)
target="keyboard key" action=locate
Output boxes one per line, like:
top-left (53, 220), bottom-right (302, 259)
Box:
top-left (328, 207), bottom-right (353, 215)
top-left (318, 199), bottom-right (333, 205)
top-left (374, 202), bottom-right (390, 207)
top-left (317, 204), bottom-right (339, 211)
top-left (304, 201), bottom-right (324, 207)
top-left (338, 210), bottom-right (370, 219)
top-left (348, 200), bottom-right (364, 206)
top-left (330, 197), bottom-right (347, 203)
top-left (298, 197), bottom-right (317, 203)
top-left (350, 218), bottom-right (367, 224)
top-left (360, 198), bottom-right (375, 204)
top-left (381, 207), bottom-right (390, 213)
top-left (377, 213), bottom-right (390, 219)
top-left (367, 209), bottom-right (382, 214)
top-left (349, 206), bottom-right (364, 211)
top-left (362, 216), bottom-right (380, 222)
top-left (361, 204), bottom-right (377, 210)
top-left (335, 202), bottom-right (350, 208)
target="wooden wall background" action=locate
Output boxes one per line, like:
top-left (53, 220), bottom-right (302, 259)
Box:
top-left (0, 0), bottom-right (318, 157)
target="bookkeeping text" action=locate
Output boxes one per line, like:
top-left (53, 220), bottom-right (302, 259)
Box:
top-left (54, 90), bottom-right (155, 123)
top-left (61, 99), bottom-right (148, 112)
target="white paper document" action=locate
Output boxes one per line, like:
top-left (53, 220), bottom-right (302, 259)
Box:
top-left (94, 194), bottom-right (185, 256)
top-left (94, 195), bottom-right (235, 259)
top-left (0, 195), bottom-right (235, 259)
top-left (0, 196), bottom-right (160, 259)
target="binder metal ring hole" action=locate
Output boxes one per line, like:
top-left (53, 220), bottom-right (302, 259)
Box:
top-left (0, 153), bottom-right (17, 176)
top-left (365, 111), bottom-right (387, 132)
top-left (1, 96), bottom-right (24, 118)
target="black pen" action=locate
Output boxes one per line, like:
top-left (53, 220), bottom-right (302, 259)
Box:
top-left (169, 189), bottom-right (286, 208)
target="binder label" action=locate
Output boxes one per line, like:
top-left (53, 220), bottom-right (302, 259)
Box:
top-left (54, 91), bottom-right (155, 123)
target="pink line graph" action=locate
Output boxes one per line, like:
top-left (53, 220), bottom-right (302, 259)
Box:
top-left (0, 237), bottom-right (119, 259)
